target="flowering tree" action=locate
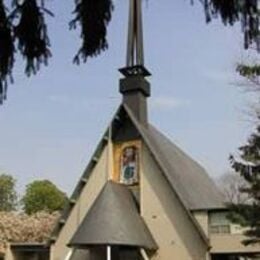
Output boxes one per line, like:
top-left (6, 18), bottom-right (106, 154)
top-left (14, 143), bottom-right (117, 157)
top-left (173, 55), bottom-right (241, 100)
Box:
top-left (0, 211), bottom-right (60, 253)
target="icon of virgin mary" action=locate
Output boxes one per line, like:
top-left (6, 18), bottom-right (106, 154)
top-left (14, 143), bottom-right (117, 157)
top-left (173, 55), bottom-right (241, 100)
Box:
top-left (120, 146), bottom-right (139, 185)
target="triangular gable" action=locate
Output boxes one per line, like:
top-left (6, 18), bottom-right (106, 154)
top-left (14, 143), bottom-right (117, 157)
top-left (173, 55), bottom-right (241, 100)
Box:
top-left (50, 104), bottom-right (142, 243)
top-left (50, 104), bottom-right (212, 246)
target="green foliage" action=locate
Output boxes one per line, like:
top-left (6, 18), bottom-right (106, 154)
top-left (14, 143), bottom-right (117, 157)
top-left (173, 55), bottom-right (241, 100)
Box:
top-left (201, 0), bottom-right (259, 50)
top-left (0, 0), bottom-right (14, 104)
top-left (229, 123), bottom-right (260, 245)
top-left (237, 65), bottom-right (260, 78)
top-left (13, 0), bottom-right (52, 77)
top-left (237, 64), bottom-right (260, 87)
top-left (0, 0), bottom-right (52, 105)
top-left (70, 0), bottom-right (114, 64)
top-left (0, 174), bottom-right (17, 211)
top-left (22, 180), bottom-right (67, 215)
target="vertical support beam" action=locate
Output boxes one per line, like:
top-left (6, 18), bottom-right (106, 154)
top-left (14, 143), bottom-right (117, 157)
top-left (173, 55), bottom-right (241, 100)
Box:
top-left (107, 246), bottom-right (111, 260)
top-left (140, 249), bottom-right (150, 260)
top-left (127, 0), bottom-right (135, 67)
top-left (65, 250), bottom-right (73, 260)
top-left (136, 0), bottom-right (144, 66)
top-left (107, 123), bottom-right (114, 181)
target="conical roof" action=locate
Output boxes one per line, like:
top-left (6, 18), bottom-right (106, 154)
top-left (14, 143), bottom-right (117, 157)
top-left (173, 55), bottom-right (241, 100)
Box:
top-left (68, 181), bottom-right (157, 250)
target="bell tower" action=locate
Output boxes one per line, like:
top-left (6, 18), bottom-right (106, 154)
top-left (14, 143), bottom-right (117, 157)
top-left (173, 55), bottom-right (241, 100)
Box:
top-left (119, 0), bottom-right (151, 125)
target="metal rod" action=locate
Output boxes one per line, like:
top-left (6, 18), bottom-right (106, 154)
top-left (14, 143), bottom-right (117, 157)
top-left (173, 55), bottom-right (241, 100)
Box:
top-left (65, 250), bottom-right (73, 260)
top-left (140, 249), bottom-right (150, 260)
top-left (108, 123), bottom-right (114, 180)
top-left (107, 246), bottom-right (111, 260)
top-left (136, 0), bottom-right (144, 65)
top-left (126, 0), bottom-right (144, 67)
top-left (127, 0), bottom-right (134, 67)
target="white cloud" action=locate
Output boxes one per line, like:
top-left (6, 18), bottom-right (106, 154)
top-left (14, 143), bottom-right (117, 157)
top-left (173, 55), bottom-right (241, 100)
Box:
top-left (150, 96), bottom-right (191, 110)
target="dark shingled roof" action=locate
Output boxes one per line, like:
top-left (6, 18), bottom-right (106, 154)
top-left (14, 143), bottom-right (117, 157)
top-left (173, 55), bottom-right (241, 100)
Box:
top-left (68, 181), bottom-right (157, 250)
top-left (123, 105), bottom-right (225, 211)
top-left (143, 125), bottom-right (225, 210)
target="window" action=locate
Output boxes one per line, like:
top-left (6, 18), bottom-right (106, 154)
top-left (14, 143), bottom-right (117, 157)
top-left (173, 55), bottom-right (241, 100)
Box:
top-left (209, 212), bottom-right (231, 234)
top-left (120, 146), bottom-right (139, 185)
top-left (113, 140), bottom-right (141, 185)
top-left (210, 224), bottom-right (231, 234)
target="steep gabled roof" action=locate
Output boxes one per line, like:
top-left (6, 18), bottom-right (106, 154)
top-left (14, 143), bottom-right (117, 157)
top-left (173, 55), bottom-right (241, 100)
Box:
top-left (142, 125), bottom-right (225, 211)
top-left (50, 104), bottom-right (224, 243)
top-left (68, 181), bottom-right (157, 250)
top-left (123, 105), bottom-right (225, 211)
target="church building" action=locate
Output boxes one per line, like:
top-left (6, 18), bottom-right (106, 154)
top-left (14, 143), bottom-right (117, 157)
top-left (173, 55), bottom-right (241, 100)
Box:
top-left (5, 0), bottom-right (260, 259)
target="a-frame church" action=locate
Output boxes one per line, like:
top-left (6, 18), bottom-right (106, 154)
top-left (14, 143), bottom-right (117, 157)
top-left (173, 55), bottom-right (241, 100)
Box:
top-left (5, 0), bottom-right (260, 259)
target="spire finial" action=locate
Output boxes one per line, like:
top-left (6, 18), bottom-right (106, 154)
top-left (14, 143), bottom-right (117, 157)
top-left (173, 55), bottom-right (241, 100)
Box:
top-left (119, 0), bottom-right (151, 77)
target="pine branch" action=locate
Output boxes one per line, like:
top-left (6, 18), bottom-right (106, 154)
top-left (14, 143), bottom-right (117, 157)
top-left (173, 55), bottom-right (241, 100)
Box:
top-left (201, 0), bottom-right (260, 51)
top-left (237, 64), bottom-right (260, 88)
top-left (13, 0), bottom-right (52, 76)
top-left (0, 0), bottom-right (15, 105)
top-left (70, 0), bottom-right (114, 64)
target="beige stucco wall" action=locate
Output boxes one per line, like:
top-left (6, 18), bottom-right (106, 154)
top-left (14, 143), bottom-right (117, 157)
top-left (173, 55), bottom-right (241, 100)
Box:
top-left (141, 145), bottom-right (208, 260)
top-left (50, 146), bottom-right (108, 260)
top-left (193, 211), bottom-right (209, 237)
top-left (210, 234), bottom-right (260, 254)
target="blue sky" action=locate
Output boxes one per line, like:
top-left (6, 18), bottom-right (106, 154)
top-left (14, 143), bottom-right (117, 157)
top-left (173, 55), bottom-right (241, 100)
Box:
top-left (0, 0), bottom-right (255, 195)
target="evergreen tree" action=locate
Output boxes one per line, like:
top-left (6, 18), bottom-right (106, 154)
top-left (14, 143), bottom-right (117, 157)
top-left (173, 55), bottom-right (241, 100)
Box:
top-left (229, 122), bottom-right (260, 245)
top-left (229, 56), bottom-right (260, 245)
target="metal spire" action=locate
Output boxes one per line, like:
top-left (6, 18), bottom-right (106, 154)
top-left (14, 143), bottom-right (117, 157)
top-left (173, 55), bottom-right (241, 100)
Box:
top-left (119, 0), bottom-right (151, 77)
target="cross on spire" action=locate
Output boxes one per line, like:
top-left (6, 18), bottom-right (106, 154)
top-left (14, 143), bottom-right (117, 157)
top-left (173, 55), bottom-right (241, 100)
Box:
top-left (119, 0), bottom-right (151, 77)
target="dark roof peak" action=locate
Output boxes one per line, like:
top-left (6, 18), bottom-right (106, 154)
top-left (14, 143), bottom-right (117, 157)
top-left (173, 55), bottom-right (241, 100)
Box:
top-left (68, 181), bottom-right (157, 250)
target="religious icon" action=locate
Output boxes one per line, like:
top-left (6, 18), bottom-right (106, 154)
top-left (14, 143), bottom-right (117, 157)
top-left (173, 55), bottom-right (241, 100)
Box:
top-left (120, 146), bottom-right (139, 185)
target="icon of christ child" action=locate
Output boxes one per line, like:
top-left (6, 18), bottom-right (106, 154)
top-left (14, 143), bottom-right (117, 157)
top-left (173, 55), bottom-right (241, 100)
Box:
top-left (120, 146), bottom-right (139, 185)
